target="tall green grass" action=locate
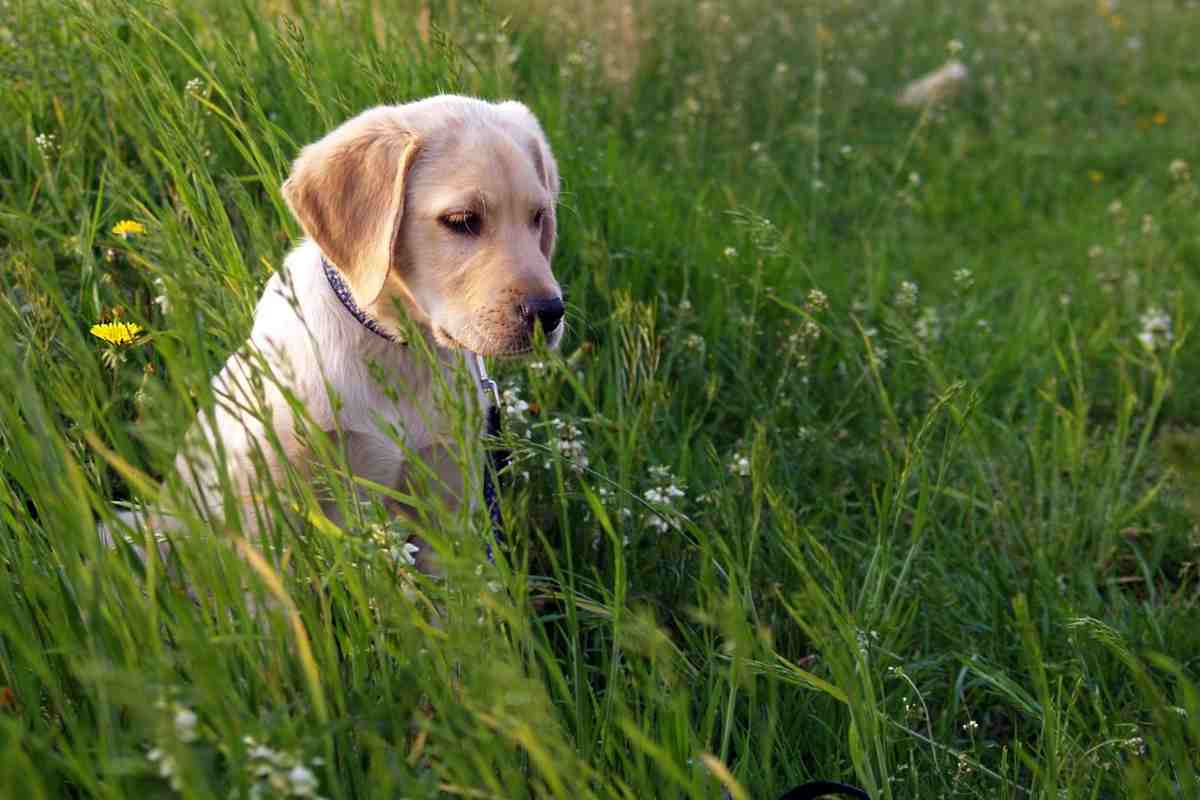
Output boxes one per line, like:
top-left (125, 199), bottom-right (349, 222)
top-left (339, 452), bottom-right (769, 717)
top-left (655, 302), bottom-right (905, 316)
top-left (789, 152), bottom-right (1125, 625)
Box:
top-left (2, 0), bottom-right (1199, 797)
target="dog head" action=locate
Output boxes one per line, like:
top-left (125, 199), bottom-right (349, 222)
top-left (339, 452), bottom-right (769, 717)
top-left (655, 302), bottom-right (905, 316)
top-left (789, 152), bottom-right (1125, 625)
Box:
top-left (282, 96), bottom-right (563, 356)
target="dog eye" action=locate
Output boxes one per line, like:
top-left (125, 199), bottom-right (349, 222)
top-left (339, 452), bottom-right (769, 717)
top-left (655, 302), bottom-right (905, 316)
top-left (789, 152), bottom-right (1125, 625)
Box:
top-left (531, 208), bottom-right (546, 228)
top-left (440, 211), bottom-right (481, 236)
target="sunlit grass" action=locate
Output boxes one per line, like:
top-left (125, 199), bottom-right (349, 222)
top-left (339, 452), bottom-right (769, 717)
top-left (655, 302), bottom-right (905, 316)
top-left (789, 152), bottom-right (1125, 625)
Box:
top-left (2, 0), bottom-right (1199, 798)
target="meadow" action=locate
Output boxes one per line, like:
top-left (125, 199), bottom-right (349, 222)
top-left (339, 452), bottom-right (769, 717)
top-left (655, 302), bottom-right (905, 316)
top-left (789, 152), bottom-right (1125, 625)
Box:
top-left (2, 0), bottom-right (1199, 797)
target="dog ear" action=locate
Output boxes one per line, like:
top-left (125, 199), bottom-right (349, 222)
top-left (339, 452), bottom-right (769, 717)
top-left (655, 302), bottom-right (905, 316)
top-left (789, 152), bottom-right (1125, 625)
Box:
top-left (497, 101), bottom-right (560, 259)
top-left (282, 107), bottom-right (422, 307)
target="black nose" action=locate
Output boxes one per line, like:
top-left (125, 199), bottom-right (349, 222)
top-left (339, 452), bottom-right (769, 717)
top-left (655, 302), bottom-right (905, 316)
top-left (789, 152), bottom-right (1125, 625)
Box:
top-left (524, 297), bottom-right (565, 334)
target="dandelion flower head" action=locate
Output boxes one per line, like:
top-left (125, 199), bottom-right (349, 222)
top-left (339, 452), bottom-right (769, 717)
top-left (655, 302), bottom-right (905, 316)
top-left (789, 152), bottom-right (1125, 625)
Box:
top-left (90, 321), bottom-right (143, 345)
top-left (111, 219), bottom-right (146, 239)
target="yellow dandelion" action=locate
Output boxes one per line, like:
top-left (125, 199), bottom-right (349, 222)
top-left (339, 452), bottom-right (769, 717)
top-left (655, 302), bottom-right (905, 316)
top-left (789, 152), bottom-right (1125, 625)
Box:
top-left (1088, 170), bottom-right (1104, 184)
top-left (90, 322), bottom-right (143, 346)
top-left (111, 219), bottom-right (146, 239)
top-left (1153, 111), bottom-right (1168, 126)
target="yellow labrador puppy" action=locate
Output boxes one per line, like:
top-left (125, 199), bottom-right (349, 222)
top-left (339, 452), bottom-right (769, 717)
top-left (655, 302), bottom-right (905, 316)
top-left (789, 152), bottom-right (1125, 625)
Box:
top-left (134, 96), bottom-right (563, 568)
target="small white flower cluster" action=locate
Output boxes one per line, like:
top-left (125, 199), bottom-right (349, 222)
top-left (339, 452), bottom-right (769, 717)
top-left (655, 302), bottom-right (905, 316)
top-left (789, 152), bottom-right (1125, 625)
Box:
top-left (953, 268), bottom-right (974, 290)
top-left (804, 288), bottom-right (829, 314)
top-left (547, 417), bottom-right (588, 473)
top-left (915, 306), bottom-right (941, 341)
top-left (728, 454), bottom-right (751, 477)
top-left (153, 276), bottom-right (170, 314)
top-left (1108, 199), bottom-right (1126, 223)
top-left (1122, 736), bottom-right (1147, 757)
top-left (145, 700), bottom-right (201, 792)
top-left (367, 523), bottom-right (420, 567)
top-left (894, 280), bottom-right (919, 309)
top-left (642, 464), bottom-right (686, 533)
top-left (1169, 158), bottom-right (1191, 183)
top-left (855, 627), bottom-right (879, 658)
top-left (147, 747), bottom-right (183, 792)
top-left (1137, 307), bottom-right (1173, 352)
top-left (185, 77), bottom-right (205, 96)
top-left (790, 319), bottom-right (821, 344)
top-left (684, 332), bottom-right (706, 352)
top-left (35, 132), bottom-right (58, 156)
top-left (243, 736), bottom-right (326, 799)
top-left (863, 327), bottom-right (888, 367)
top-left (501, 384), bottom-right (530, 423)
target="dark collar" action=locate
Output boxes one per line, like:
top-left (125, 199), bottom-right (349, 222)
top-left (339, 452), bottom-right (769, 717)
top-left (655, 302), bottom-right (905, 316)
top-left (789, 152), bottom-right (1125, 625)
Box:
top-left (321, 255), bottom-right (402, 344)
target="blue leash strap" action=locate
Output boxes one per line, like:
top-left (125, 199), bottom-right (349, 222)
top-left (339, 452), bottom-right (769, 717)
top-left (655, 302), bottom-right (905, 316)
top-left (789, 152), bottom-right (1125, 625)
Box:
top-left (474, 354), bottom-right (508, 562)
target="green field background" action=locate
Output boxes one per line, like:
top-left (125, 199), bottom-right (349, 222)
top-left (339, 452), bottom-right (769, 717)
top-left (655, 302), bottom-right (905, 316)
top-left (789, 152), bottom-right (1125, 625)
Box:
top-left (2, 1), bottom-right (1199, 797)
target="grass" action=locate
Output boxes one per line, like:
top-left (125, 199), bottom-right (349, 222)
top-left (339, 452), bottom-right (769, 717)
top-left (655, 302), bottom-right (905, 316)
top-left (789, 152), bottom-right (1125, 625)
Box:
top-left (2, 0), bottom-right (1199, 797)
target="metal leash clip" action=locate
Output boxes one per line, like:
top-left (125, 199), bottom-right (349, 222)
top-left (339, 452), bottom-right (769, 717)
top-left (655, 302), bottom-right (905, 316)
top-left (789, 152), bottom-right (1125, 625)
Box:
top-left (474, 352), bottom-right (501, 412)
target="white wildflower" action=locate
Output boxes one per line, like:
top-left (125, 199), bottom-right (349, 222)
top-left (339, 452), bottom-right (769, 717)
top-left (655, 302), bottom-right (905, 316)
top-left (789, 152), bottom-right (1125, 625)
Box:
top-left (288, 765), bottom-right (320, 797)
top-left (185, 77), bottom-right (204, 96)
top-left (915, 306), bottom-right (941, 341)
top-left (501, 386), bottom-right (530, 421)
top-left (805, 288), bottom-right (829, 313)
top-left (728, 455), bottom-right (751, 477)
top-left (642, 465), bottom-right (686, 533)
top-left (1168, 158), bottom-right (1190, 182)
top-left (153, 276), bottom-right (170, 314)
top-left (953, 268), bottom-right (974, 289)
top-left (723, 246), bottom-right (738, 258)
top-left (895, 280), bottom-right (919, 309)
top-left (798, 319), bottom-right (821, 342)
top-left (1137, 307), bottom-right (1173, 352)
top-left (685, 333), bottom-right (705, 352)
top-left (147, 748), bottom-right (183, 791)
top-left (35, 132), bottom-right (58, 156)
top-left (174, 708), bottom-right (199, 743)
top-left (547, 418), bottom-right (588, 472)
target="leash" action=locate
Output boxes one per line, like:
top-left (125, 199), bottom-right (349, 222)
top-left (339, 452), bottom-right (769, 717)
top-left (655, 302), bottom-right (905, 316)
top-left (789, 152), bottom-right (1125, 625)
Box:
top-left (323, 255), bottom-right (508, 559)
top-left (472, 353), bottom-right (508, 561)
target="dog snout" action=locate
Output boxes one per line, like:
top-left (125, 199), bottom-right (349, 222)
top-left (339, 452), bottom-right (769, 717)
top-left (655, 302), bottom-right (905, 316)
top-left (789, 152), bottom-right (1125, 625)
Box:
top-left (522, 296), bottom-right (565, 334)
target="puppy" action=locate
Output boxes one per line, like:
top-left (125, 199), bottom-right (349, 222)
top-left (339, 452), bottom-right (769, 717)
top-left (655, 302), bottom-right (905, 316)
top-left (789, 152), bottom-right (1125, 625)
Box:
top-left (134, 96), bottom-right (563, 568)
